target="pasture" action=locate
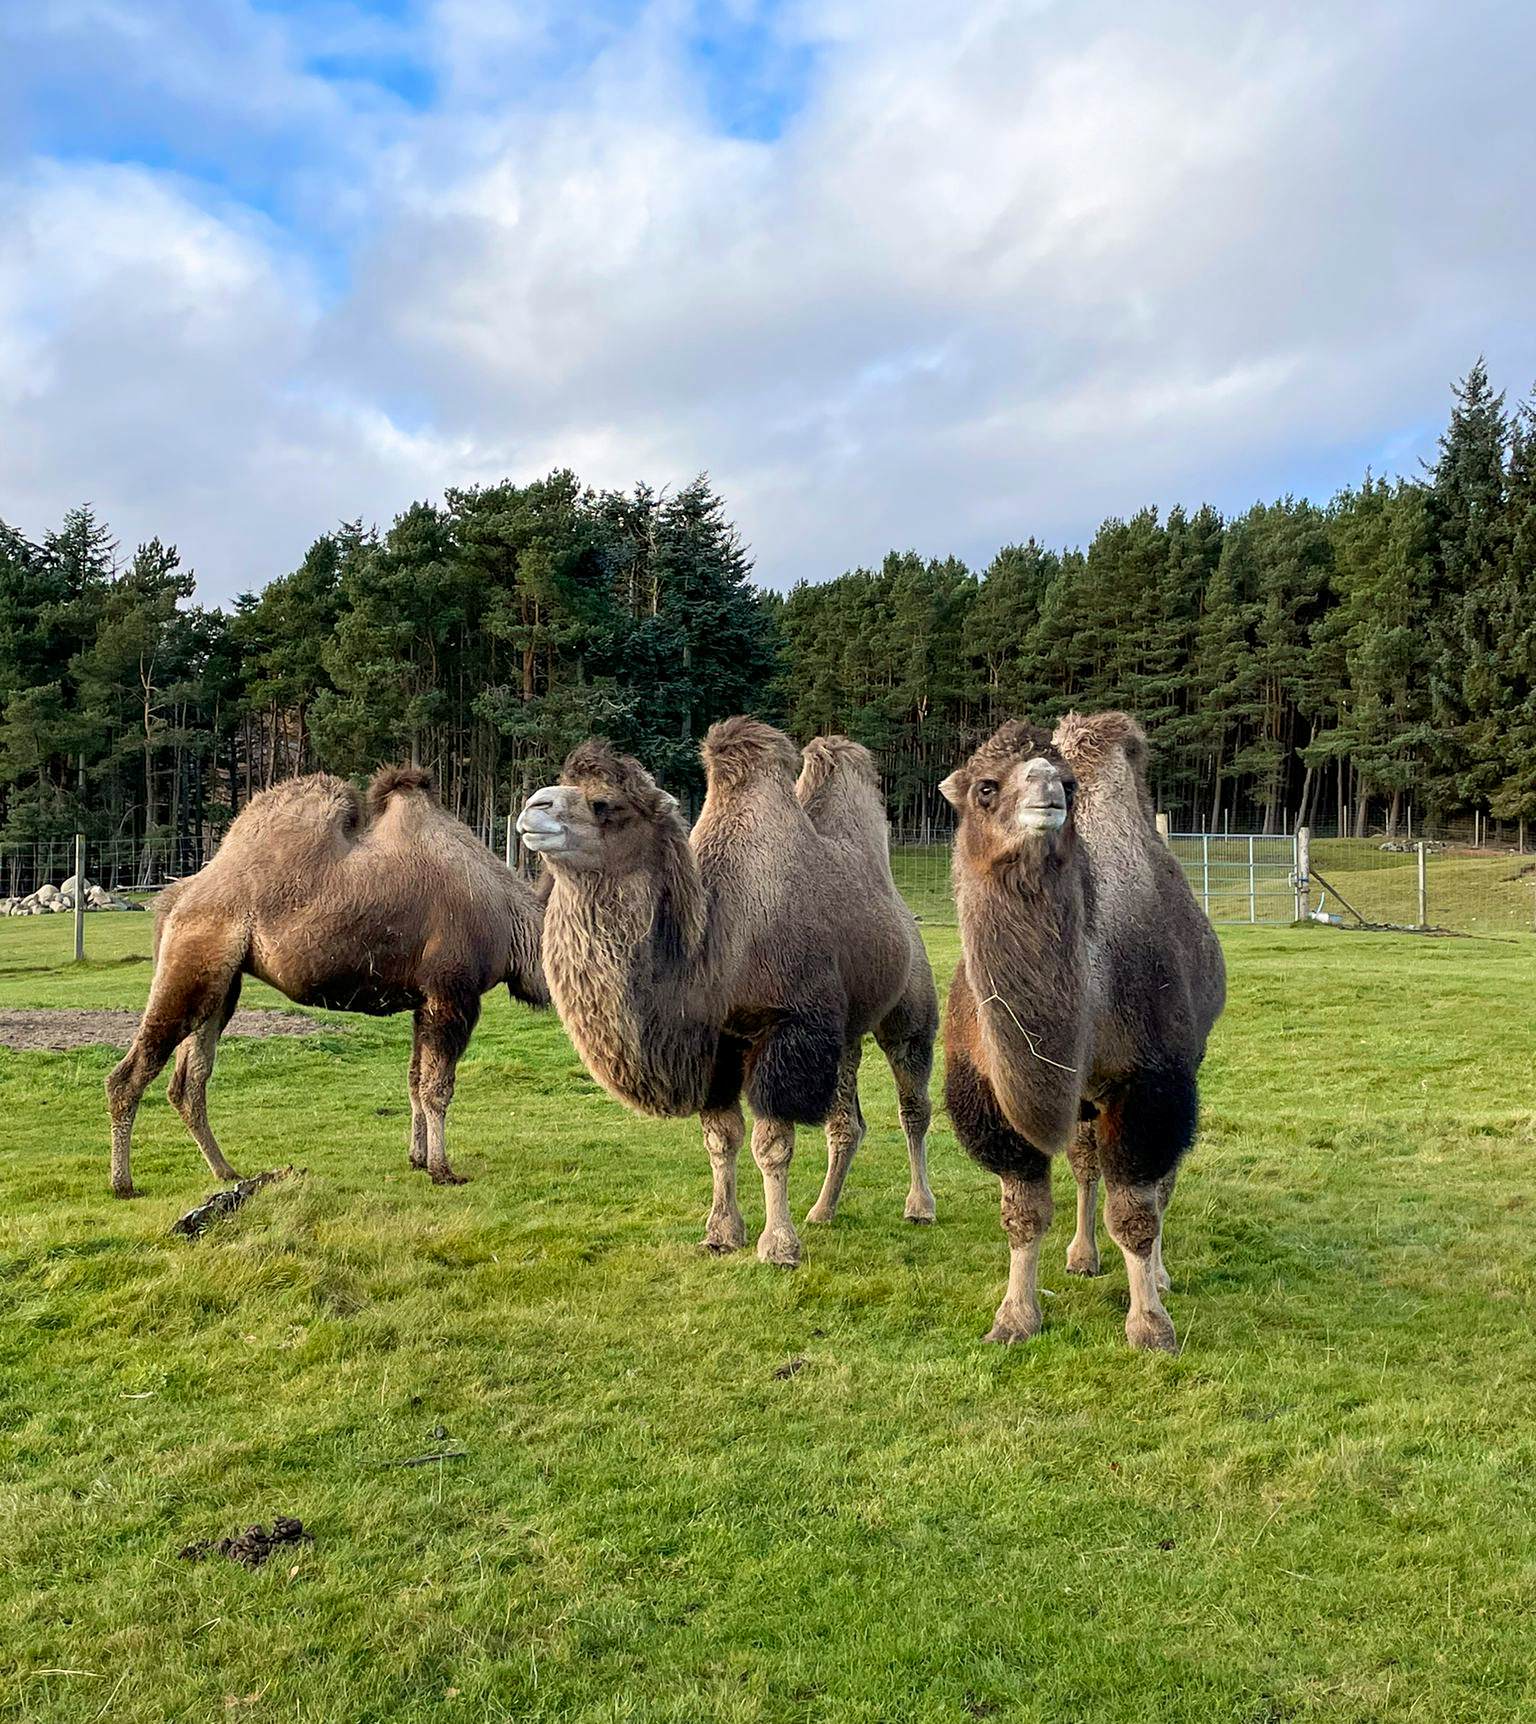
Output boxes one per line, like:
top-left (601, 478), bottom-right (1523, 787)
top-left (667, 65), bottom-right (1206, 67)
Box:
top-left (3, 909), bottom-right (1535, 1722)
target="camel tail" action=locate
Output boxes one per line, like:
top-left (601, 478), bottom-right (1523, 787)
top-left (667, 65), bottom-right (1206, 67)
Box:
top-left (701, 717), bottom-right (801, 790)
top-left (367, 764), bottom-right (436, 816)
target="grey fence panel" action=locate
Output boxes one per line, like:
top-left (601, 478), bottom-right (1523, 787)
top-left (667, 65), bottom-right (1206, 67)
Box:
top-left (1169, 833), bottom-right (1299, 925)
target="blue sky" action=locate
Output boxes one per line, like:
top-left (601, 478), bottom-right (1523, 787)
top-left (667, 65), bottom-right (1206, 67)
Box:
top-left (3, 1), bottom-right (1534, 600)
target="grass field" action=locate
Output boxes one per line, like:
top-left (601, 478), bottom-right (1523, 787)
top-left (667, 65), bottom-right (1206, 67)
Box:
top-left (3, 908), bottom-right (1536, 1722)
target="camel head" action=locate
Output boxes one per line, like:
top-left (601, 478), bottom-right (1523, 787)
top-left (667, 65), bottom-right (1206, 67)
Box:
top-left (939, 721), bottom-right (1079, 871)
top-left (517, 741), bottom-right (685, 875)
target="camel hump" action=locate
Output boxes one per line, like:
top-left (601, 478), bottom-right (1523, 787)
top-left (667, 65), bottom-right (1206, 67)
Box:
top-left (367, 764), bottom-right (437, 816)
top-left (797, 735), bottom-right (878, 799)
top-left (1052, 711), bottom-right (1149, 784)
top-left (701, 717), bottom-right (800, 789)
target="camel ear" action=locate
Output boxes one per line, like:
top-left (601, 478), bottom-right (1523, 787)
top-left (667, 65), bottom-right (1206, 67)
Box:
top-left (938, 769), bottom-right (968, 810)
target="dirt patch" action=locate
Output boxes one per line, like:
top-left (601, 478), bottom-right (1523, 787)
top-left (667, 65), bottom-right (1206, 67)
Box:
top-left (0, 1008), bottom-right (335, 1052)
top-left (177, 1516), bottom-right (312, 1569)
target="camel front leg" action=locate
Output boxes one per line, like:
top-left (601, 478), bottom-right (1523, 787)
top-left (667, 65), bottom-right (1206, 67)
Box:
top-left (751, 1116), bottom-right (801, 1267)
top-left (805, 1042), bottom-right (864, 1224)
top-left (414, 998), bottom-right (478, 1186)
top-left (1064, 1118), bottom-right (1101, 1276)
top-left (106, 980), bottom-right (219, 1198)
top-left (701, 1103), bottom-right (747, 1252)
top-left (165, 982), bottom-right (244, 1184)
top-left (986, 1165), bottom-right (1054, 1343)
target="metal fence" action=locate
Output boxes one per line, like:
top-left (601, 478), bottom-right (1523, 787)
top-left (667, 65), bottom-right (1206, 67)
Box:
top-left (0, 836), bottom-right (208, 900)
top-left (1168, 832), bottom-right (1301, 924)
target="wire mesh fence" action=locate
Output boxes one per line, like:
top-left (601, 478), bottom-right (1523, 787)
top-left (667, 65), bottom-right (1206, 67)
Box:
top-left (5, 822), bottom-right (1533, 940)
top-left (0, 836), bottom-right (208, 904)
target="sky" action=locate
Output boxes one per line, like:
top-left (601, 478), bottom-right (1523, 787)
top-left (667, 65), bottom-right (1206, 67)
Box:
top-left (2, 0), bottom-right (1534, 603)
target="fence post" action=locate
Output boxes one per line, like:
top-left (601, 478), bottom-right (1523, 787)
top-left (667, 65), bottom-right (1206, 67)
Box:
top-left (505, 814), bottom-right (514, 870)
top-left (1201, 833), bottom-right (1211, 916)
top-left (73, 832), bottom-right (86, 963)
top-left (1295, 827), bottom-right (1310, 923)
top-left (1417, 840), bottom-right (1427, 929)
top-left (1248, 834), bottom-right (1257, 923)
top-left (1155, 812), bottom-right (1171, 847)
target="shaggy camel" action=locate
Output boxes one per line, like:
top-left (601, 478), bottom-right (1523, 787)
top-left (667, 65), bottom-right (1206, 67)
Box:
top-left (106, 766), bottom-right (547, 1197)
top-left (516, 720), bottom-right (938, 1264)
top-left (940, 713), bottom-right (1225, 1351)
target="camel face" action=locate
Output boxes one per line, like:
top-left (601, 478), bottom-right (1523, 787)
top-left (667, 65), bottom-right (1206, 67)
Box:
top-left (519, 744), bottom-right (681, 876)
top-left (939, 722), bottom-right (1078, 868)
top-left (518, 785), bottom-right (603, 868)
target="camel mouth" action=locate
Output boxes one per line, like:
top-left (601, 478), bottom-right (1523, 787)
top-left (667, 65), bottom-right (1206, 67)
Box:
top-left (514, 813), bottom-right (568, 853)
top-left (1017, 804), bottom-right (1068, 833)
top-left (517, 825), bottom-right (567, 853)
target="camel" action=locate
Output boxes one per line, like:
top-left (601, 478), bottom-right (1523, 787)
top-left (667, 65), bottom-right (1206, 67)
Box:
top-left (940, 713), bottom-right (1225, 1351)
top-left (106, 766), bottom-right (548, 1198)
top-left (515, 719), bottom-right (939, 1264)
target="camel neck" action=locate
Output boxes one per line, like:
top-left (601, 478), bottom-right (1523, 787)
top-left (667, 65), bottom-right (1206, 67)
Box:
top-left (956, 848), bottom-right (1090, 1152)
top-left (542, 854), bottom-right (721, 1119)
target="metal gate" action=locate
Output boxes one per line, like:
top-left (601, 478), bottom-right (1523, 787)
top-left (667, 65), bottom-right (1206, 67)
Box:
top-left (1168, 832), bottom-right (1300, 924)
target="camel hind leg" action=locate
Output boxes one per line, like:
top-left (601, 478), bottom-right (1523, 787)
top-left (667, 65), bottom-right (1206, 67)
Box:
top-left (106, 926), bottom-right (244, 1198)
top-left (805, 1041), bottom-right (865, 1225)
top-left (414, 993), bottom-right (480, 1185)
top-left (165, 973), bottom-right (245, 1184)
top-left (1097, 1066), bottom-right (1198, 1352)
top-left (1064, 1117), bottom-right (1102, 1276)
top-left (407, 1031), bottom-right (428, 1170)
top-left (874, 989), bottom-right (936, 1224)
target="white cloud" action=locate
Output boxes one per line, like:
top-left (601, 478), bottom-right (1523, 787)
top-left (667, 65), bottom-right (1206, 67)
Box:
top-left (3, 0), bottom-right (1535, 596)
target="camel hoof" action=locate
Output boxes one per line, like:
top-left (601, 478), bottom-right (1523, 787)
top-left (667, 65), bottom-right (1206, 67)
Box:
top-left (111, 1184), bottom-right (140, 1200)
top-left (1065, 1249), bottom-right (1101, 1277)
top-left (903, 1199), bottom-right (936, 1225)
top-left (409, 1157), bottom-right (428, 1172)
top-left (756, 1227), bottom-right (802, 1269)
top-left (701, 1211), bottom-right (747, 1253)
top-left (983, 1304), bottom-right (1042, 1344)
top-left (804, 1203), bottom-right (837, 1225)
top-left (429, 1169), bottom-right (469, 1186)
top-left (1126, 1311), bottom-right (1178, 1353)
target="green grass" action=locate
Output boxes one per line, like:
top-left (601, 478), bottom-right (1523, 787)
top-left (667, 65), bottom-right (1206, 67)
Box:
top-left (3, 910), bottom-right (1536, 1722)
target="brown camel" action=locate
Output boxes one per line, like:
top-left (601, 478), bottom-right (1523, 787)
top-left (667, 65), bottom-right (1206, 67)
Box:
top-left (106, 766), bottom-right (547, 1198)
top-left (515, 719), bottom-right (939, 1264)
top-left (940, 713), bottom-right (1225, 1351)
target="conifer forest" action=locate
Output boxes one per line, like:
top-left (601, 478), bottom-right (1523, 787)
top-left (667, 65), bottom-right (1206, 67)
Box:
top-left (4, 362), bottom-right (1534, 848)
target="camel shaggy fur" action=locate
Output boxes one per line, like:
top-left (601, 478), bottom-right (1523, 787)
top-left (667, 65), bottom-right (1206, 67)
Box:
top-left (940, 713), bottom-right (1225, 1351)
top-left (516, 719), bottom-right (938, 1264)
top-left (106, 766), bottom-right (547, 1197)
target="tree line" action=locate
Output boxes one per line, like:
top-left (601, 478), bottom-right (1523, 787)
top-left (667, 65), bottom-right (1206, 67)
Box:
top-left (2, 362), bottom-right (1532, 850)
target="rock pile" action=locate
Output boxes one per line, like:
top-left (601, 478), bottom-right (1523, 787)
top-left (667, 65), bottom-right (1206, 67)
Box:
top-left (1, 875), bottom-right (146, 916)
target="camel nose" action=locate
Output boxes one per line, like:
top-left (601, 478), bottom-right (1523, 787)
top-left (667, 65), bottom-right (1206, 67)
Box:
top-left (516, 786), bottom-right (571, 849)
top-left (1017, 760), bottom-right (1067, 830)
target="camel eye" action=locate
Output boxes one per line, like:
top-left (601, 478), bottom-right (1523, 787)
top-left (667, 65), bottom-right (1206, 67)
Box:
top-left (975, 780), bottom-right (999, 805)
top-left (591, 799), bottom-right (610, 819)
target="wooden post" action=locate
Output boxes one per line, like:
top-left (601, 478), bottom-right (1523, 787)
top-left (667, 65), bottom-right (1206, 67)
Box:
top-left (1417, 841), bottom-right (1427, 929)
top-left (73, 832), bottom-right (86, 963)
top-left (1155, 812), bottom-right (1171, 847)
top-left (1248, 833), bottom-right (1257, 923)
top-left (1295, 827), bottom-right (1310, 923)
top-left (1201, 833), bottom-right (1211, 916)
top-left (505, 814), bottom-right (514, 870)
